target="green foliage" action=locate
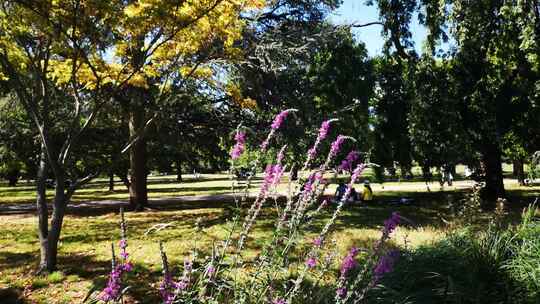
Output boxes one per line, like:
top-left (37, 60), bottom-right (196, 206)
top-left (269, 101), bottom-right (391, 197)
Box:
top-left (529, 152), bottom-right (540, 181)
top-left (409, 57), bottom-right (471, 168)
top-left (371, 57), bottom-right (414, 172)
top-left (370, 205), bottom-right (540, 304)
top-left (504, 205), bottom-right (540, 299)
top-left (236, 4), bottom-right (374, 162)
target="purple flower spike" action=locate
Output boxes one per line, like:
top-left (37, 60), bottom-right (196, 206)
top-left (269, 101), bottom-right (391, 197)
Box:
top-left (319, 120), bottom-right (332, 140)
top-left (336, 287), bottom-right (347, 298)
top-left (231, 131), bottom-right (247, 160)
top-left (273, 299), bottom-right (287, 304)
top-left (373, 250), bottom-right (400, 282)
top-left (330, 135), bottom-right (347, 157)
top-left (305, 257), bottom-right (317, 268)
top-left (271, 109), bottom-right (296, 130)
top-left (340, 247), bottom-right (360, 277)
top-left (206, 264), bottom-right (216, 277)
top-left (350, 164), bottom-right (367, 185)
top-left (308, 147), bottom-right (317, 159)
top-left (339, 150), bottom-right (361, 172)
top-left (313, 237), bottom-right (322, 247)
top-left (383, 212), bottom-right (401, 236)
top-left (122, 262), bottom-right (133, 272)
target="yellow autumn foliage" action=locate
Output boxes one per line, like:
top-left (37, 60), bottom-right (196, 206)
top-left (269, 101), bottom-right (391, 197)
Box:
top-left (0, 0), bottom-right (266, 88)
top-left (226, 83), bottom-right (258, 109)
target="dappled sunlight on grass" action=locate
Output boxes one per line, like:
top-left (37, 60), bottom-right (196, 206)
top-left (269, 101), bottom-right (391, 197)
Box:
top-left (1, 173), bottom-right (539, 302)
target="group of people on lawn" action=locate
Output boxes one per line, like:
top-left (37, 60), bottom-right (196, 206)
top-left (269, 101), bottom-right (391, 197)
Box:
top-left (334, 180), bottom-right (373, 203)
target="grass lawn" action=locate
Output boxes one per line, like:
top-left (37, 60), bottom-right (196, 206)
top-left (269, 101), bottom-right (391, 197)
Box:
top-left (0, 174), bottom-right (241, 205)
top-left (0, 173), bottom-right (539, 303)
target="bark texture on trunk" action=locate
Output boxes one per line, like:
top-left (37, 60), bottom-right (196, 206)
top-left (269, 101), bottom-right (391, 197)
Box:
top-left (36, 146), bottom-right (69, 272)
top-left (47, 179), bottom-right (66, 271)
top-left (108, 171), bottom-right (115, 191)
top-left (128, 107), bottom-right (148, 211)
top-left (513, 159), bottom-right (525, 186)
top-left (480, 143), bottom-right (506, 208)
top-left (36, 144), bottom-right (49, 272)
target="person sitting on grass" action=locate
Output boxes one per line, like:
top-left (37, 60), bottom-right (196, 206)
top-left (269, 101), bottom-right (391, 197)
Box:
top-left (334, 182), bottom-right (347, 202)
top-left (362, 180), bottom-right (373, 202)
top-left (334, 182), bottom-right (360, 203)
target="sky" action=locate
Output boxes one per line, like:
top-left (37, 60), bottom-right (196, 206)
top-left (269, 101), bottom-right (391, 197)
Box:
top-left (329, 0), bottom-right (428, 57)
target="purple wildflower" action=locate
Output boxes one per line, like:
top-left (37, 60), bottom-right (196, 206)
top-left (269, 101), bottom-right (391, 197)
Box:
top-left (159, 274), bottom-right (175, 304)
top-left (340, 247), bottom-right (360, 277)
top-left (338, 150), bottom-right (361, 172)
top-left (305, 120), bottom-right (337, 163)
top-left (336, 287), bottom-right (347, 299)
top-left (373, 250), bottom-right (400, 282)
top-left (318, 120), bottom-right (332, 140)
top-left (175, 279), bottom-right (188, 291)
top-left (206, 264), bottom-right (216, 277)
top-left (231, 131), bottom-right (247, 160)
top-left (350, 164), bottom-right (367, 185)
top-left (122, 261), bottom-right (133, 272)
top-left (259, 164), bottom-right (276, 197)
top-left (260, 139), bottom-right (269, 151)
top-left (100, 242), bottom-right (132, 301)
top-left (330, 135), bottom-right (347, 157)
top-left (273, 299), bottom-right (287, 304)
top-left (308, 147), bottom-right (317, 160)
top-left (383, 212), bottom-right (401, 236)
top-left (313, 237), bottom-right (322, 247)
top-left (271, 164), bottom-right (285, 187)
top-left (100, 265), bottom-right (124, 301)
top-left (305, 257), bottom-right (317, 268)
top-left (271, 110), bottom-right (291, 130)
top-left (303, 171), bottom-right (322, 196)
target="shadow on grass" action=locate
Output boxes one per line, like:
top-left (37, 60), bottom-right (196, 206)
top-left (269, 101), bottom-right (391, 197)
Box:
top-left (75, 186), bottom-right (234, 198)
top-left (0, 287), bottom-right (27, 304)
top-left (1, 248), bottom-right (163, 303)
top-left (0, 251), bottom-right (39, 273)
top-left (81, 176), bottom-right (264, 189)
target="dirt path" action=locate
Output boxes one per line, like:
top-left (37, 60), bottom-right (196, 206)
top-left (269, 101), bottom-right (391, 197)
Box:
top-left (0, 193), bottom-right (262, 215)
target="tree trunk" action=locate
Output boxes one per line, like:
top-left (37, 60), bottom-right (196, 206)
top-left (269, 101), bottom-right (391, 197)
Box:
top-left (108, 171), bottom-right (115, 192)
top-left (7, 169), bottom-right (18, 187)
top-left (513, 159), bottom-right (525, 186)
top-left (128, 107), bottom-right (148, 211)
top-left (119, 173), bottom-right (131, 189)
top-left (480, 143), bottom-right (506, 208)
top-left (46, 177), bottom-right (66, 272)
top-left (176, 159), bottom-right (182, 182)
top-left (36, 143), bottom-right (49, 272)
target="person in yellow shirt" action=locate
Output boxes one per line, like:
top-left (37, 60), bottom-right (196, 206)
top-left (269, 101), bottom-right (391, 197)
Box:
top-left (362, 180), bottom-right (373, 202)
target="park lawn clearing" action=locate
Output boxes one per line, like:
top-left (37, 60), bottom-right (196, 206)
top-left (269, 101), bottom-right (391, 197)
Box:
top-left (0, 196), bottom-right (454, 303)
top-left (1, 176), bottom-right (539, 303)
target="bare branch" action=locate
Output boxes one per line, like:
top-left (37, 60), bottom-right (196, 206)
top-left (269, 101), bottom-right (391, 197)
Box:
top-left (351, 21), bottom-right (384, 28)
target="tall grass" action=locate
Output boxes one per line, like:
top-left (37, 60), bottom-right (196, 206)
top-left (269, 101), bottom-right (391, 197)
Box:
top-left (370, 204), bottom-right (540, 304)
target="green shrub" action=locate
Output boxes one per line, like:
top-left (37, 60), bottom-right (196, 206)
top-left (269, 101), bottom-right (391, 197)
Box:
top-left (369, 205), bottom-right (540, 304)
top-left (47, 271), bottom-right (65, 284)
top-left (504, 206), bottom-right (540, 302)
